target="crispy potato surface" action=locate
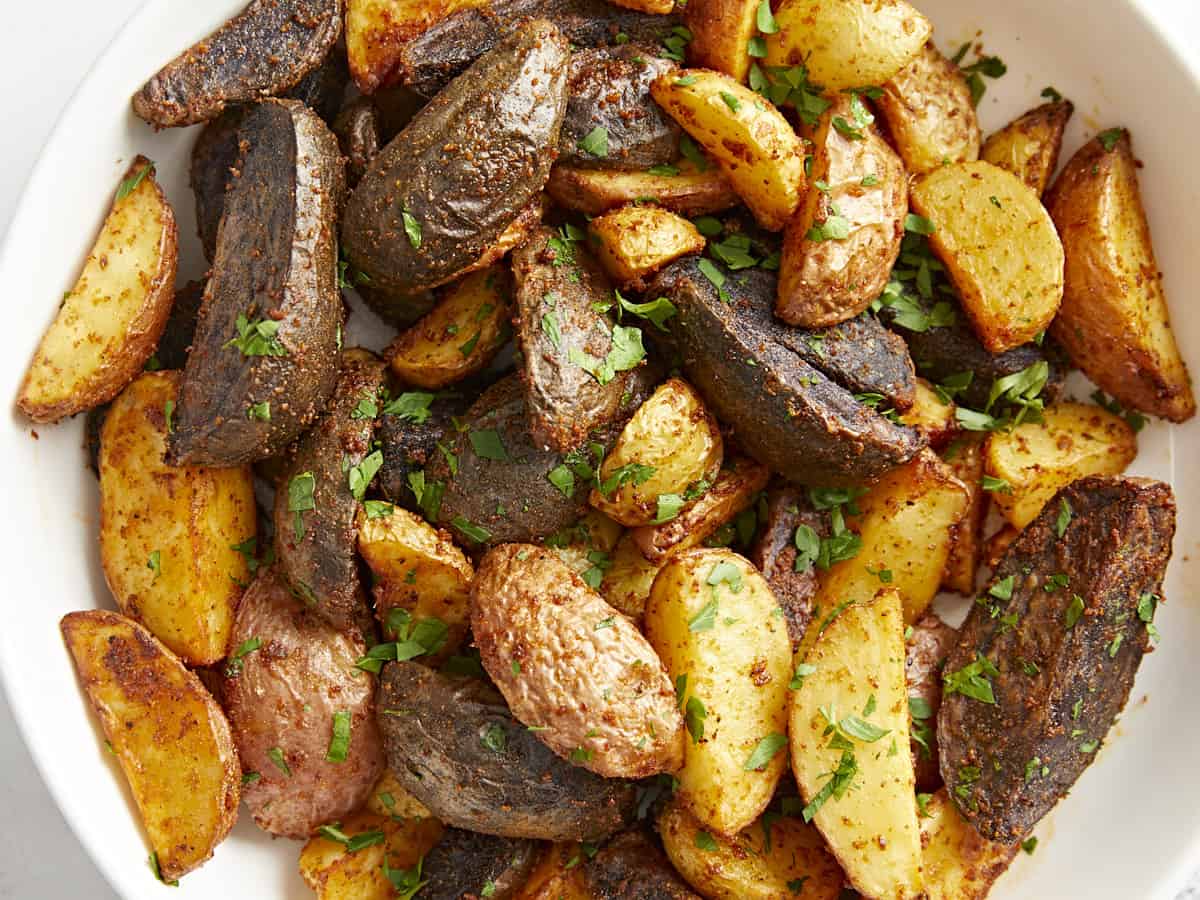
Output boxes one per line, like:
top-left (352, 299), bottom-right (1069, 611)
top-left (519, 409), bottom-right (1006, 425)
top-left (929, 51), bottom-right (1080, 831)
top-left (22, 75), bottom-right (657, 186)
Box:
top-left (920, 789), bottom-right (1019, 900)
top-left (789, 588), bottom-right (923, 899)
top-left (20, 158), bottom-right (176, 422)
top-left (981, 100), bottom-right (1074, 197)
top-left (684, 0), bottom-right (761, 82)
top-left (644, 549), bottom-right (792, 835)
top-left (589, 205), bottom-right (706, 290)
top-left (1047, 129), bottom-right (1196, 421)
top-left (897, 379), bottom-right (959, 450)
top-left (547, 161), bottom-right (740, 218)
top-left (99, 371), bottom-right (254, 666)
top-left (911, 160), bottom-right (1065, 353)
top-left (515, 844), bottom-right (593, 900)
top-left (346, 0), bottom-right (486, 93)
top-left (299, 810), bottom-right (443, 900)
top-left (61, 610), bottom-right (240, 881)
top-left (984, 401), bottom-right (1138, 528)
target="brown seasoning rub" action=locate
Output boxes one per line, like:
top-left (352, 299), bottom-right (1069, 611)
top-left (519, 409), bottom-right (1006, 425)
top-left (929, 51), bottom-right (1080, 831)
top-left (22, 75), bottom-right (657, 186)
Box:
top-left (584, 830), bottom-right (703, 900)
top-left (420, 829), bottom-right (541, 900)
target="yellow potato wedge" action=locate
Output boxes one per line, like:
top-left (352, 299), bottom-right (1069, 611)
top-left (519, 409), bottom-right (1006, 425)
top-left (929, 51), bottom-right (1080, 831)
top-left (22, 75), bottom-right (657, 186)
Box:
top-left (630, 458), bottom-right (770, 563)
top-left (1047, 129), bottom-right (1196, 421)
top-left (898, 379), bottom-right (959, 451)
top-left (644, 549), bottom-right (792, 835)
top-left (651, 69), bottom-right (806, 230)
top-left (590, 378), bottom-right (724, 527)
top-left (600, 533), bottom-right (666, 620)
top-left (515, 844), bottom-right (593, 900)
top-left (547, 161), bottom-right (740, 218)
top-left (659, 799), bottom-right (845, 900)
top-left (357, 504), bottom-right (474, 657)
top-left (19, 157), bottom-right (177, 423)
top-left (940, 435), bottom-right (986, 595)
top-left (366, 770), bottom-right (432, 820)
top-left (789, 588), bottom-right (923, 899)
top-left (815, 449), bottom-right (970, 624)
top-left (386, 265), bottom-right (511, 389)
top-left (589, 205), bottom-right (706, 291)
top-left (346, 0), bottom-right (486, 93)
top-left (981, 100), bottom-right (1074, 197)
top-left (60, 610), bottom-right (240, 882)
top-left (685, 0), bottom-right (761, 82)
top-left (983, 401), bottom-right (1137, 528)
top-left (921, 789), bottom-right (1019, 900)
top-left (299, 810), bottom-right (443, 900)
top-left (911, 160), bottom-right (1065, 354)
top-left (765, 0), bottom-right (931, 91)
top-left (549, 509), bottom-right (625, 586)
top-left (877, 42), bottom-right (981, 176)
top-left (99, 371), bottom-right (255, 666)
top-left (777, 94), bottom-right (907, 328)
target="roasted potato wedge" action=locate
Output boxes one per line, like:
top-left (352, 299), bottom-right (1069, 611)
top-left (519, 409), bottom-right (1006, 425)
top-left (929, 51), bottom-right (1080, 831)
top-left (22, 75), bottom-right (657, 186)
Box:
top-left (920, 789), bottom-right (1019, 900)
top-left (981, 100), bottom-right (1074, 197)
top-left (548, 161), bottom-right (740, 217)
top-left (516, 844), bottom-right (593, 900)
top-left (299, 811), bottom-right (443, 900)
top-left (132, 0), bottom-right (343, 126)
top-left (422, 829), bottom-right (540, 900)
top-left (366, 769), bottom-right (432, 819)
top-left (584, 829), bottom-right (702, 899)
top-left (630, 458), bottom-right (770, 563)
top-left (659, 800), bottom-right (845, 900)
top-left (600, 533), bottom-right (666, 619)
top-left (644, 549), bottom-right (792, 835)
top-left (19, 158), bottom-right (177, 423)
top-left (905, 612), bottom-right (958, 793)
top-left (589, 378), bottom-right (723, 527)
top-left (898, 379), bottom-right (959, 451)
top-left (651, 69), bottom-right (806, 230)
top-left (983, 401), bottom-right (1138, 529)
top-left (60, 611), bottom-right (240, 882)
top-left (910, 160), bottom-right (1065, 354)
top-left (548, 509), bottom-right (624, 583)
top-left (386, 266), bottom-right (512, 389)
top-left (749, 484), bottom-right (826, 649)
top-left (589, 205), bottom-right (706, 290)
top-left (778, 94), bottom-right (907, 328)
top-left (221, 568), bottom-right (384, 838)
top-left (789, 588), bottom-right (923, 899)
top-left (814, 449), bottom-right (970, 624)
top-left (346, 0), bottom-right (488, 93)
top-left (1047, 129), bottom-right (1196, 421)
top-left (684, 0), bottom-right (760, 82)
top-left (765, 0), bottom-right (931, 91)
top-left (983, 524), bottom-right (1019, 570)
top-left (190, 109), bottom-right (245, 264)
top-left (876, 42), bottom-right (981, 176)
top-left (170, 100), bottom-right (343, 467)
top-left (940, 435), bottom-right (986, 595)
top-left (472, 545), bottom-right (685, 778)
top-left (356, 504), bottom-right (474, 658)
top-left (99, 371), bottom-right (254, 666)
top-left (333, 97), bottom-right (383, 187)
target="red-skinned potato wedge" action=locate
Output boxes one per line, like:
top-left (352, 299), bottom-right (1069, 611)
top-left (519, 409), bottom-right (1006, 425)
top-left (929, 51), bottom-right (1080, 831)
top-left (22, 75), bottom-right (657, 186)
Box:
top-left (981, 100), bottom-right (1074, 197)
top-left (1047, 128), bottom-right (1196, 421)
top-left (684, 0), bottom-right (761, 82)
top-left (346, 0), bottom-right (487, 93)
top-left (651, 68), bottom-right (806, 230)
top-left (778, 94), bottom-right (907, 327)
top-left (19, 157), bottom-right (176, 423)
top-left (61, 610), bottom-right (240, 882)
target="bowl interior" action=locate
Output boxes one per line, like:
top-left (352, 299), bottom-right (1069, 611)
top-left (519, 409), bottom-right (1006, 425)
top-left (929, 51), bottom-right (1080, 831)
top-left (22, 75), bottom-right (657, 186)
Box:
top-left (2, 1), bottom-right (1199, 897)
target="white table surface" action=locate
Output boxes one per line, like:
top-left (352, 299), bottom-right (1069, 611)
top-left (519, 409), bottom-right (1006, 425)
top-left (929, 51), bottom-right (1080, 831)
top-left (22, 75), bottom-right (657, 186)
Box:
top-left (1, 2), bottom-right (1199, 898)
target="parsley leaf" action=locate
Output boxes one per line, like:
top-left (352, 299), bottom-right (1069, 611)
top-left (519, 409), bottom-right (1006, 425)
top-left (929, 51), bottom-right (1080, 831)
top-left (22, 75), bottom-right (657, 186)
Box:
top-left (225, 314), bottom-right (286, 357)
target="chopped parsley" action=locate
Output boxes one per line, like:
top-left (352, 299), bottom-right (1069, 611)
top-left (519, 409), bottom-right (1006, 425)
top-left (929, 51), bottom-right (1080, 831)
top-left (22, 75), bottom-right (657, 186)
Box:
top-left (288, 471), bottom-right (316, 540)
top-left (116, 161), bottom-right (155, 202)
top-left (742, 733), bottom-right (787, 771)
top-left (402, 209), bottom-right (422, 249)
top-left (348, 450), bottom-right (384, 501)
top-left (383, 390), bottom-right (435, 424)
top-left (943, 653), bottom-right (1000, 704)
top-left (578, 126), bottom-right (609, 158)
top-left (225, 314), bottom-right (286, 357)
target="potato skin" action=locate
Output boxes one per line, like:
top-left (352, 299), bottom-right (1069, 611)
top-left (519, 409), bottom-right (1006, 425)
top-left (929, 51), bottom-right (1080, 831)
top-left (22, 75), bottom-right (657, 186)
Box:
top-left (421, 829), bottom-right (540, 900)
top-left (220, 568), bottom-right (384, 838)
top-left (585, 830), bottom-right (702, 899)
top-left (472, 544), bottom-right (686, 778)
top-left (342, 20), bottom-right (568, 294)
top-left (169, 100), bottom-right (343, 467)
top-left (60, 611), bottom-right (240, 882)
top-left (376, 661), bottom-right (637, 840)
top-left (906, 613), bottom-right (958, 793)
top-left (1047, 130), bottom-right (1196, 422)
top-left (190, 108), bottom-right (245, 264)
top-left (332, 97), bottom-right (382, 188)
top-left (981, 100), bottom-right (1074, 197)
top-left (749, 483), bottom-right (827, 649)
top-left (778, 95), bottom-right (907, 328)
top-left (877, 42), bottom-right (981, 176)
top-left (548, 162), bottom-right (740, 218)
top-left (684, 0), bottom-right (760, 82)
top-left (133, 0), bottom-right (343, 127)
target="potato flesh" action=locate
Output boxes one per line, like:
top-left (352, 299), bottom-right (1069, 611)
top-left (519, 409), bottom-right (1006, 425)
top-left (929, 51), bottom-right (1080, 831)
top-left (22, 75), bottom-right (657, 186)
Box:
top-left (19, 158), bottom-right (176, 422)
top-left (940, 436), bottom-right (986, 596)
top-left (684, 0), bottom-right (761, 82)
top-left (877, 43), bottom-right (981, 176)
top-left (589, 205), bottom-right (706, 290)
top-left (897, 379), bottom-right (958, 450)
top-left (651, 69), bottom-right (806, 230)
top-left (788, 588), bottom-right (923, 899)
top-left (99, 371), bottom-right (254, 665)
top-left (590, 378), bottom-right (724, 527)
top-left (658, 800), bottom-right (845, 900)
top-left (815, 449), bottom-right (969, 625)
top-left (984, 401), bottom-right (1137, 528)
top-left (765, 0), bottom-right (931, 91)
top-left (60, 610), bottom-right (239, 881)
top-left (981, 101), bottom-right (1073, 197)
top-left (779, 94), bottom-right (907, 328)
top-left (600, 533), bottom-right (665, 620)
top-left (911, 160), bottom-right (1065, 354)
top-left (346, 0), bottom-right (487, 93)
top-left (547, 162), bottom-right (740, 218)
top-left (299, 810), bottom-right (443, 900)
top-left (515, 844), bottom-right (593, 900)
top-left (920, 789), bottom-right (1019, 900)
top-left (644, 549), bottom-right (792, 835)
top-left (1047, 132), bottom-right (1195, 421)
top-left (387, 265), bottom-right (511, 389)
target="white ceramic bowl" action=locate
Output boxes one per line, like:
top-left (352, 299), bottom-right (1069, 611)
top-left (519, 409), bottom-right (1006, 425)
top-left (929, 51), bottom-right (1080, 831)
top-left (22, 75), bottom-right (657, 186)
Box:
top-left (3, 1), bottom-right (1199, 897)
